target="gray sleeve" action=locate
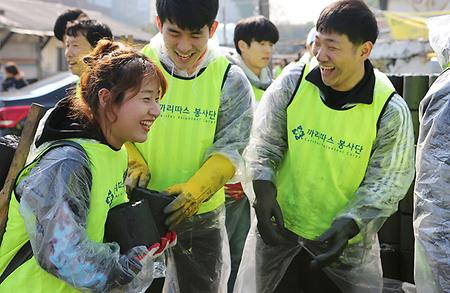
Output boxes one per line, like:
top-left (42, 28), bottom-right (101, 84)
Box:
top-left (205, 64), bottom-right (254, 170)
top-left (338, 94), bottom-right (416, 233)
top-left (413, 72), bottom-right (450, 292)
top-left (244, 63), bottom-right (305, 181)
top-left (17, 146), bottom-right (151, 292)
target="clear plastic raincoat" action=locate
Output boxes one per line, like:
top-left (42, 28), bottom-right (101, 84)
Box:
top-left (0, 144), bottom-right (155, 292)
top-left (413, 15), bottom-right (450, 293)
top-left (147, 34), bottom-right (253, 293)
top-left (235, 60), bottom-right (415, 293)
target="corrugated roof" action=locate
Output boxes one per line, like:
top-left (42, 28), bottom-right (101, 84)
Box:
top-left (0, 0), bottom-right (152, 42)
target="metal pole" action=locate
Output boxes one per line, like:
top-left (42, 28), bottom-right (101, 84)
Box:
top-left (259, 0), bottom-right (270, 18)
top-left (222, 1), bottom-right (227, 46)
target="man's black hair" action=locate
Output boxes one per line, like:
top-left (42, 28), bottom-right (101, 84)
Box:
top-left (316, 0), bottom-right (378, 45)
top-left (233, 15), bottom-right (279, 55)
top-left (66, 19), bottom-right (113, 48)
top-left (53, 9), bottom-right (88, 41)
top-left (156, 0), bottom-right (218, 31)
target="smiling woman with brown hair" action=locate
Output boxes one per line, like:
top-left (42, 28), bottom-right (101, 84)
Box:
top-left (0, 40), bottom-right (175, 292)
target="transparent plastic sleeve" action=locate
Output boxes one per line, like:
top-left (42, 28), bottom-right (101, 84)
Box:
top-left (17, 146), bottom-right (156, 292)
top-left (413, 69), bottom-right (450, 293)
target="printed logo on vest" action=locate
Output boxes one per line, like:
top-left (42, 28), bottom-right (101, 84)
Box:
top-left (291, 124), bottom-right (364, 158)
top-left (159, 103), bottom-right (217, 124)
top-left (106, 180), bottom-right (125, 206)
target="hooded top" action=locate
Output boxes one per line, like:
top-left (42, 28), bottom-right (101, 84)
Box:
top-left (226, 51), bottom-right (273, 92)
top-left (35, 97), bottom-right (107, 148)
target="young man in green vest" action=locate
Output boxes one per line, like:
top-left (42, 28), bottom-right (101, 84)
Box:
top-left (223, 15), bottom-right (278, 293)
top-left (227, 16), bottom-right (279, 104)
top-left (235, 1), bottom-right (415, 292)
top-left (125, 0), bottom-right (253, 291)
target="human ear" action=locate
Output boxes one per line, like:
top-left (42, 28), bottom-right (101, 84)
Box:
top-left (156, 16), bottom-right (163, 33)
top-left (360, 41), bottom-right (373, 60)
top-left (98, 88), bottom-right (111, 107)
top-left (238, 40), bottom-right (249, 53)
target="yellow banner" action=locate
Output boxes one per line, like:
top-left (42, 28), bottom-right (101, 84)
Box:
top-left (383, 11), bottom-right (450, 40)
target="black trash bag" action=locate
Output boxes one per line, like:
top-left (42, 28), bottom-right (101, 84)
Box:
top-left (104, 199), bottom-right (161, 254)
top-left (130, 188), bottom-right (175, 237)
top-left (0, 135), bottom-right (19, 190)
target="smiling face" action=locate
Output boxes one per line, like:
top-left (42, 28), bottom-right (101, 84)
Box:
top-left (65, 33), bottom-right (92, 76)
top-left (312, 31), bottom-right (372, 91)
top-left (157, 17), bottom-right (217, 74)
top-left (239, 40), bottom-right (275, 77)
top-left (107, 76), bottom-right (161, 148)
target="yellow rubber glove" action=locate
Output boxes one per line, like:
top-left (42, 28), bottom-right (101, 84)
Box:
top-left (163, 154), bottom-right (236, 228)
top-left (125, 142), bottom-right (150, 192)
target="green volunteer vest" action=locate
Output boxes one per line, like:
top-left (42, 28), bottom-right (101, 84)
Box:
top-left (252, 85), bottom-right (265, 102)
top-left (0, 139), bottom-right (128, 292)
top-left (276, 64), bottom-right (395, 240)
top-left (138, 46), bottom-right (230, 214)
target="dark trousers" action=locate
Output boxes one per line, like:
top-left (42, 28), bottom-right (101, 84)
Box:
top-left (225, 196), bottom-right (251, 293)
top-left (273, 248), bottom-right (341, 293)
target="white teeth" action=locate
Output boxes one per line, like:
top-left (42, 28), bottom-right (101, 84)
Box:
top-left (140, 121), bottom-right (151, 127)
top-left (176, 52), bottom-right (192, 58)
top-left (321, 66), bottom-right (334, 70)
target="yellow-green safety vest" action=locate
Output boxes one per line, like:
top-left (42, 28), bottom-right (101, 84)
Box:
top-left (0, 139), bottom-right (128, 292)
top-left (138, 46), bottom-right (230, 214)
top-left (253, 85), bottom-right (265, 102)
top-left (276, 64), bottom-right (395, 240)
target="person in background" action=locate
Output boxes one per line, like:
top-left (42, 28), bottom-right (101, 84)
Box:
top-left (298, 27), bottom-right (317, 65)
top-left (125, 0), bottom-right (253, 291)
top-left (53, 8), bottom-right (89, 43)
top-left (413, 14), bottom-right (450, 293)
top-left (32, 18), bottom-right (113, 152)
top-left (224, 14), bottom-right (278, 293)
top-left (1, 62), bottom-right (27, 92)
top-left (64, 19), bottom-right (113, 77)
top-left (235, 1), bottom-right (415, 292)
top-left (0, 40), bottom-right (175, 292)
top-left (228, 15), bottom-right (279, 103)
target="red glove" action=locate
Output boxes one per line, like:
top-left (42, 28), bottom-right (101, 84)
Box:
top-left (135, 231), bottom-right (177, 261)
top-left (224, 182), bottom-right (245, 201)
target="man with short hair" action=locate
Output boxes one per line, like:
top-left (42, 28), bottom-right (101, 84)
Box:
top-left (126, 0), bottom-right (253, 292)
top-left (64, 19), bottom-right (112, 77)
top-left (228, 15), bottom-right (279, 103)
top-left (53, 8), bottom-right (89, 43)
top-left (235, 1), bottom-right (415, 292)
top-left (33, 18), bottom-right (112, 152)
top-left (224, 15), bottom-right (278, 293)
